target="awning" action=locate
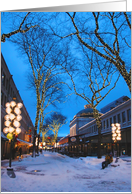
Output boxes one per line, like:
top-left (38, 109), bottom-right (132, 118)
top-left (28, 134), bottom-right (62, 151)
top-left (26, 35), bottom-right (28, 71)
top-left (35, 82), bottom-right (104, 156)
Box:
top-left (1, 132), bottom-right (9, 141)
top-left (17, 138), bottom-right (33, 146)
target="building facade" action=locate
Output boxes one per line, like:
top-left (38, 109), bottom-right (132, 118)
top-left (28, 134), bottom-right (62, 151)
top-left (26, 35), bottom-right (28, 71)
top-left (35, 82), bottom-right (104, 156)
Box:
top-left (1, 53), bottom-right (34, 159)
top-left (58, 98), bottom-right (131, 157)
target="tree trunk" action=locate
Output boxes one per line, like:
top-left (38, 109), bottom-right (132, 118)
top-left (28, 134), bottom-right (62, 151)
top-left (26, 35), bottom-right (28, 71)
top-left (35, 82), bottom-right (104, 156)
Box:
top-left (32, 129), bottom-right (36, 157)
top-left (93, 108), bottom-right (102, 158)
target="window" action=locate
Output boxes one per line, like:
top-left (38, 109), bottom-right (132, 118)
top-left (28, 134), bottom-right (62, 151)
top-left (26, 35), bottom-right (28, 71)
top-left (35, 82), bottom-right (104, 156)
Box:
top-left (106, 119), bottom-right (109, 128)
top-left (6, 78), bottom-right (9, 90)
top-left (127, 109), bottom-right (131, 121)
top-left (4, 95), bottom-right (7, 107)
top-left (117, 114), bottom-right (121, 123)
top-left (113, 116), bottom-right (116, 124)
top-left (11, 87), bottom-right (12, 97)
top-left (110, 117), bottom-right (112, 127)
top-left (103, 120), bottom-right (106, 129)
top-left (122, 111), bottom-right (126, 123)
top-left (1, 92), bottom-right (3, 106)
top-left (92, 126), bottom-right (93, 133)
top-left (2, 72), bottom-right (5, 86)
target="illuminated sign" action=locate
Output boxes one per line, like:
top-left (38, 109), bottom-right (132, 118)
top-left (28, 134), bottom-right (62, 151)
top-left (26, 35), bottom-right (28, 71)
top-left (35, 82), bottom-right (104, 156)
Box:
top-left (71, 137), bottom-right (76, 142)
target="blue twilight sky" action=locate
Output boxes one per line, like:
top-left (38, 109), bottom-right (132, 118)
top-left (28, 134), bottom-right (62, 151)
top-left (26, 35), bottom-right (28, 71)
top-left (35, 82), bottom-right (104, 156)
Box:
top-left (1, 14), bottom-right (131, 137)
top-left (1, 41), bottom-right (131, 137)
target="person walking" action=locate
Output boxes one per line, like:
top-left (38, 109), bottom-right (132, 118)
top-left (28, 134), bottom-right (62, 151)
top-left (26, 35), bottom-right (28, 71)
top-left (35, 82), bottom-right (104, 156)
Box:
top-left (19, 146), bottom-right (22, 157)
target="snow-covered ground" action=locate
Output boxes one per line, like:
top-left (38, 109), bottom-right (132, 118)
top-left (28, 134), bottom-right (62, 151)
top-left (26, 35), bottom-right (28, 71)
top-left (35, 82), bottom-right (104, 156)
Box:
top-left (1, 151), bottom-right (131, 192)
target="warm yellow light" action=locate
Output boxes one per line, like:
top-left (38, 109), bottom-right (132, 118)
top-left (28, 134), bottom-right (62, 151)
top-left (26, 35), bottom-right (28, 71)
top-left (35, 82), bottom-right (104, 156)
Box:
top-left (116, 130), bottom-right (120, 134)
top-left (3, 128), bottom-right (9, 134)
top-left (116, 123), bottom-right (120, 127)
top-left (4, 115), bottom-right (10, 120)
top-left (16, 128), bottom-right (21, 134)
top-left (10, 113), bottom-right (15, 120)
top-left (9, 127), bottom-right (14, 133)
top-left (5, 102), bottom-right (10, 108)
top-left (112, 126), bottom-right (116, 131)
top-left (10, 101), bottom-right (16, 107)
top-left (14, 107), bottom-right (21, 115)
top-left (6, 107), bottom-right (12, 114)
top-left (13, 120), bottom-right (20, 128)
top-left (16, 115), bottom-right (22, 121)
top-left (17, 102), bottom-right (23, 109)
top-left (4, 120), bottom-right (11, 127)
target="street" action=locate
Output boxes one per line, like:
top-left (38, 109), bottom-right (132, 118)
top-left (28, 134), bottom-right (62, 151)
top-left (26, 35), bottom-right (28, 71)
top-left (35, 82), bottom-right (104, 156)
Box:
top-left (1, 151), bottom-right (131, 192)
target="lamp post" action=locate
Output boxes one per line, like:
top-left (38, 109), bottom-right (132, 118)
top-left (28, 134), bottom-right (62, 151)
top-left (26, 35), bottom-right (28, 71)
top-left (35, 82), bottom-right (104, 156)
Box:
top-left (111, 123), bottom-right (121, 162)
top-left (3, 100), bottom-right (23, 171)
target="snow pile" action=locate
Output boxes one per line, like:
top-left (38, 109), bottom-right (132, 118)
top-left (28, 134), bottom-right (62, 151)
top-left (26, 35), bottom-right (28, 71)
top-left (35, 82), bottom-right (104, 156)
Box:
top-left (1, 151), bottom-right (131, 192)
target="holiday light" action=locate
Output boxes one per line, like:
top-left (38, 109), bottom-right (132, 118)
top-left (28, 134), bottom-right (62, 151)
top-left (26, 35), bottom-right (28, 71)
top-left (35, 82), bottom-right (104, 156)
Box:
top-left (16, 128), bottom-right (21, 134)
top-left (10, 101), bottom-right (16, 107)
top-left (3, 100), bottom-right (23, 170)
top-left (112, 123), bottom-right (121, 142)
top-left (14, 107), bottom-right (21, 115)
top-left (16, 115), bottom-right (22, 121)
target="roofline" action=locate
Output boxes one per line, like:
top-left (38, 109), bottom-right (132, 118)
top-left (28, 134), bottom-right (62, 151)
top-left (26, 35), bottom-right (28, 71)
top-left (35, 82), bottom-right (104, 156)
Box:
top-left (78, 99), bottom-right (131, 130)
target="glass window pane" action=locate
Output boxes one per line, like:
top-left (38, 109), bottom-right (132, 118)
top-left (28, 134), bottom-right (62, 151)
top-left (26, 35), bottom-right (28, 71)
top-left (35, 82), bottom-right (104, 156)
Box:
top-left (127, 109), bottom-right (131, 121)
top-left (122, 111), bottom-right (126, 123)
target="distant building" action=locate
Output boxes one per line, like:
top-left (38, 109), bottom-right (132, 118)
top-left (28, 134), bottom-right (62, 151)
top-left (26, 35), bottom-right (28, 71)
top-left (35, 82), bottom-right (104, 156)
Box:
top-left (1, 53), bottom-right (34, 159)
top-left (100, 96), bottom-right (130, 113)
top-left (58, 98), bottom-right (131, 157)
top-left (70, 104), bottom-right (102, 136)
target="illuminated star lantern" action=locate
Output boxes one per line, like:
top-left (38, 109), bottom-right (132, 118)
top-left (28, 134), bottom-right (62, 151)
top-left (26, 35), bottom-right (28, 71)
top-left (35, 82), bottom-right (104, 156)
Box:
top-left (111, 123), bottom-right (121, 142)
top-left (3, 101), bottom-right (23, 138)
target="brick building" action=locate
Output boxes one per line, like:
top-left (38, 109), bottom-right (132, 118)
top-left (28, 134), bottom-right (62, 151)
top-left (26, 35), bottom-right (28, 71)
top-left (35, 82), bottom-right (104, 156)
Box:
top-left (1, 53), bottom-right (34, 159)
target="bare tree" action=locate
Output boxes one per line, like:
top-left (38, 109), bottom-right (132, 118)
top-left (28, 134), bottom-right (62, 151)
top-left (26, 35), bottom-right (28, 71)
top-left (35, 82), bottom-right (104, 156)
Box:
top-left (60, 50), bottom-right (120, 158)
top-left (52, 12), bottom-right (131, 93)
top-left (19, 27), bottom-right (69, 157)
top-left (45, 112), bottom-right (67, 145)
top-left (1, 12), bottom-right (38, 42)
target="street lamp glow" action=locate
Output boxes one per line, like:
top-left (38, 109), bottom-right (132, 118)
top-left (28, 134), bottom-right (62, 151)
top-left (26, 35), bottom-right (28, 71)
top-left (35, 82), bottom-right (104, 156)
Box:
top-left (111, 123), bottom-right (121, 143)
top-left (9, 127), bottom-right (15, 133)
top-left (10, 101), bottom-right (16, 107)
top-left (4, 120), bottom-right (11, 127)
top-left (6, 107), bottom-right (12, 114)
top-left (10, 113), bottom-right (15, 120)
top-left (16, 128), bottom-right (21, 134)
top-left (4, 115), bottom-right (10, 120)
top-left (14, 107), bottom-right (21, 115)
top-left (17, 102), bottom-right (23, 108)
top-left (13, 120), bottom-right (20, 128)
top-left (16, 115), bottom-right (22, 121)
top-left (5, 102), bottom-right (10, 108)
top-left (3, 127), bottom-right (9, 134)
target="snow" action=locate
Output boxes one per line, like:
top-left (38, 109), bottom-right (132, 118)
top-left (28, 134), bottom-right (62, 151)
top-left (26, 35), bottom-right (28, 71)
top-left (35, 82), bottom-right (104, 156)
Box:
top-left (1, 151), bottom-right (131, 192)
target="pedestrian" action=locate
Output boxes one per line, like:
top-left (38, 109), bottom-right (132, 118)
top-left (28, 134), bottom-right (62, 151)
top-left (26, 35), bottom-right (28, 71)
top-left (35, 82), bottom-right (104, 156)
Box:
top-left (102, 151), bottom-right (113, 169)
top-left (19, 146), bottom-right (22, 157)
